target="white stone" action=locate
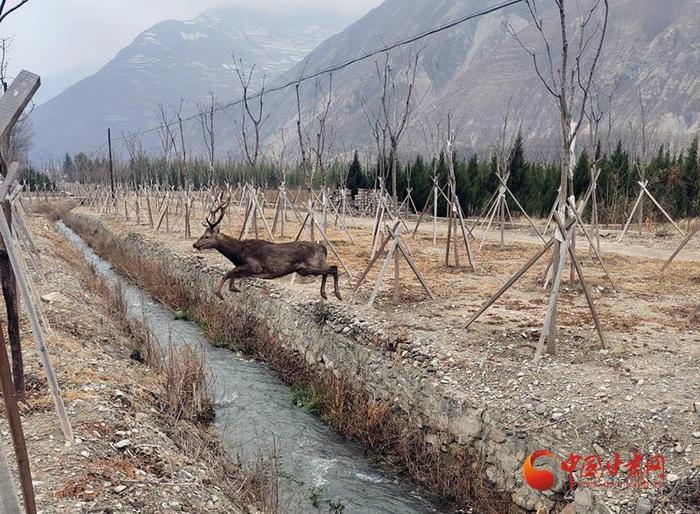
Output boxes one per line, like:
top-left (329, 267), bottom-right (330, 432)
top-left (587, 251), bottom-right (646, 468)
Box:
top-left (635, 496), bottom-right (652, 514)
top-left (41, 291), bottom-right (68, 304)
top-left (114, 439), bottom-right (131, 449)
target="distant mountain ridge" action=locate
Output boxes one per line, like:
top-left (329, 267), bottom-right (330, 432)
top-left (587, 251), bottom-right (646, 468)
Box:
top-left (260, 0), bottom-right (699, 158)
top-left (30, 5), bottom-right (350, 162)
top-left (30, 0), bottom-right (699, 164)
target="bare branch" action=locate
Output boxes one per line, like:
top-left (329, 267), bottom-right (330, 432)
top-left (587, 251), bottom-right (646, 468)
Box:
top-left (0, 0), bottom-right (30, 24)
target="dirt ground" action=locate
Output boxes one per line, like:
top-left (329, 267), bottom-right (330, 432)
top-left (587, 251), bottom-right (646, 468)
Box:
top-left (70, 192), bottom-right (700, 512)
top-left (0, 212), bottom-right (253, 513)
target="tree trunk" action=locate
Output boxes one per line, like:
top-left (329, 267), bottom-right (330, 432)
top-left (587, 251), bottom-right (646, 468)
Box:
top-left (0, 199), bottom-right (22, 398)
top-left (391, 147), bottom-right (400, 303)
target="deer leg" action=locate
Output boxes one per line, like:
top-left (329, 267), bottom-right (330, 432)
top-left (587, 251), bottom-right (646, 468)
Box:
top-left (305, 265), bottom-right (341, 301)
top-left (330, 266), bottom-right (342, 301)
top-left (215, 273), bottom-right (233, 299)
top-left (216, 267), bottom-right (254, 299)
top-left (320, 273), bottom-right (328, 300)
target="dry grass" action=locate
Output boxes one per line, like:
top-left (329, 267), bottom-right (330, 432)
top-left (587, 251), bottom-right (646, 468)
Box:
top-left (159, 345), bottom-right (215, 424)
top-left (29, 199), bottom-right (77, 221)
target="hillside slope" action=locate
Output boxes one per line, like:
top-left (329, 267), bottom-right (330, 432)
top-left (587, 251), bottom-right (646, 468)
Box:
top-left (262, 0), bottom-right (699, 157)
top-left (30, 5), bottom-right (349, 162)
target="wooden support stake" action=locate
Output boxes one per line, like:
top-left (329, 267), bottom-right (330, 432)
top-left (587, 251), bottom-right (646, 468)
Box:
top-left (367, 236), bottom-right (400, 306)
top-left (396, 238), bottom-right (434, 299)
top-left (0, 324), bottom-right (36, 514)
top-left (353, 230), bottom-right (393, 292)
top-left (0, 442), bottom-right (21, 514)
top-left (640, 182), bottom-right (685, 237)
top-left (0, 205), bottom-right (73, 441)
top-left (553, 213), bottom-right (607, 348)
top-left (661, 222), bottom-right (700, 272)
top-left (566, 197), bottom-right (616, 290)
top-left (466, 239), bottom-right (555, 329)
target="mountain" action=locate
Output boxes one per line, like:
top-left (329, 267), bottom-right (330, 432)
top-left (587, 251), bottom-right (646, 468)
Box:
top-left (30, 5), bottom-right (350, 163)
top-left (31, 0), bottom-right (699, 164)
top-left (261, 0), bottom-right (699, 158)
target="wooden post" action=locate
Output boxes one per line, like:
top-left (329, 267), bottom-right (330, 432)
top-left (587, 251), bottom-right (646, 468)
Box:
top-left (0, 443), bottom-right (21, 514)
top-left (0, 323), bottom-right (36, 514)
top-left (661, 222), bottom-right (700, 272)
top-left (108, 128), bottom-right (115, 204)
top-left (0, 191), bottom-right (73, 441)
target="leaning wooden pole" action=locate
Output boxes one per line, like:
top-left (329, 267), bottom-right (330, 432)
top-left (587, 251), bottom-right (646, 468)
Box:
top-left (0, 202), bottom-right (73, 442)
top-left (0, 323), bottom-right (36, 514)
top-left (0, 442), bottom-right (21, 514)
top-left (0, 165), bottom-right (24, 398)
top-left (661, 222), bottom-right (700, 272)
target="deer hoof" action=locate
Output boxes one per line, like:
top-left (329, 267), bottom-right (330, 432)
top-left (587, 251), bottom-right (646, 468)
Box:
top-left (229, 284), bottom-right (241, 293)
top-left (215, 290), bottom-right (225, 300)
top-left (335, 291), bottom-right (343, 301)
top-left (320, 290), bottom-right (328, 300)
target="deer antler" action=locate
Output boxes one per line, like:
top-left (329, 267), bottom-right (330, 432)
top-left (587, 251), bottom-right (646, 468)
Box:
top-left (206, 192), bottom-right (231, 229)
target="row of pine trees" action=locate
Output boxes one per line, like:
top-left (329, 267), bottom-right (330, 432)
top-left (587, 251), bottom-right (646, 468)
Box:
top-left (59, 135), bottom-right (699, 223)
top-left (348, 135), bottom-right (700, 223)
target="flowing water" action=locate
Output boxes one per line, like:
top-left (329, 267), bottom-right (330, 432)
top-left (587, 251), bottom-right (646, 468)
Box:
top-left (58, 222), bottom-right (445, 514)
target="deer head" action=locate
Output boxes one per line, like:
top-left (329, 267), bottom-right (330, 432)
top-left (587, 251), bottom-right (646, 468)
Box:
top-left (193, 194), bottom-right (230, 250)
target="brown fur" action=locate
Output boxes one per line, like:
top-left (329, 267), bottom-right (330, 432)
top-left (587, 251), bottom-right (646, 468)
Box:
top-left (193, 229), bottom-right (341, 300)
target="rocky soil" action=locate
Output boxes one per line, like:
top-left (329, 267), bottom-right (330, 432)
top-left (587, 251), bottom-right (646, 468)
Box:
top-left (72, 198), bottom-right (700, 514)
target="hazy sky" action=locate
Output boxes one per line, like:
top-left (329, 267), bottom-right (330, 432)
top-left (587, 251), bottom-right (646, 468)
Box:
top-left (1, 0), bottom-right (382, 81)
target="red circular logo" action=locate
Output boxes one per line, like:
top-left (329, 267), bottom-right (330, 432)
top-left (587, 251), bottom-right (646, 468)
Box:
top-left (523, 449), bottom-right (556, 491)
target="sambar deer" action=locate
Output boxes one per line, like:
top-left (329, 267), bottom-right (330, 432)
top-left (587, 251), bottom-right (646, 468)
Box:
top-left (193, 196), bottom-right (342, 301)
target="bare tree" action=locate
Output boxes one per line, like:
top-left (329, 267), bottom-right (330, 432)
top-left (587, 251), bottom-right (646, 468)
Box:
top-left (0, 1), bottom-right (30, 24)
top-left (507, 0), bottom-right (609, 215)
top-left (308, 74), bottom-right (336, 185)
top-left (584, 75), bottom-right (619, 251)
top-left (378, 48), bottom-right (424, 210)
top-left (360, 94), bottom-right (388, 188)
top-left (634, 87), bottom-right (656, 234)
top-left (0, 36), bottom-right (12, 91)
top-left (360, 47), bottom-right (426, 303)
top-left (6, 109), bottom-right (31, 165)
top-left (155, 104), bottom-right (175, 162)
top-left (197, 92), bottom-right (216, 174)
top-left (270, 128), bottom-right (290, 178)
top-left (232, 54), bottom-right (266, 171)
top-left (155, 101), bottom-right (189, 187)
top-left (295, 84), bottom-right (310, 183)
top-left (507, 0), bottom-right (609, 353)
top-left (123, 130), bottom-right (148, 186)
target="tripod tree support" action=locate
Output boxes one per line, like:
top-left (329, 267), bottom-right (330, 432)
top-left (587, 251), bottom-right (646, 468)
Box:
top-left (466, 211), bottom-right (606, 359)
top-left (497, 174), bottom-right (546, 244)
top-left (618, 181), bottom-right (684, 242)
top-left (295, 204), bottom-right (353, 279)
top-left (354, 221), bottom-right (433, 306)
